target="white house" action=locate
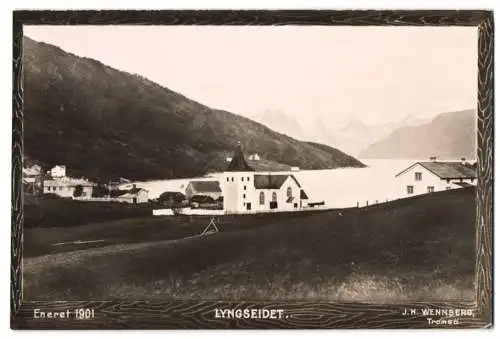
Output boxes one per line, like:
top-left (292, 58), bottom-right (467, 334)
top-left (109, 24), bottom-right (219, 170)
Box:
top-left (43, 177), bottom-right (94, 198)
top-left (221, 144), bottom-right (309, 213)
top-left (49, 165), bottom-right (66, 178)
top-left (115, 187), bottom-right (149, 204)
top-left (248, 153), bottom-right (261, 161)
top-left (395, 158), bottom-right (477, 197)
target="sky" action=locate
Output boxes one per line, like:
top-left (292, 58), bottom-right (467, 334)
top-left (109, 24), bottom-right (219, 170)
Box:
top-left (24, 25), bottom-right (477, 125)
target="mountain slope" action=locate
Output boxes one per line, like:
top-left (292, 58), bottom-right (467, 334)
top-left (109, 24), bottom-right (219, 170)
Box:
top-left (23, 37), bottom-right (364, 181)
top-left (359, 109), bottom-right (476, 159)
top-left (249, 108), bottom-right (306, 140)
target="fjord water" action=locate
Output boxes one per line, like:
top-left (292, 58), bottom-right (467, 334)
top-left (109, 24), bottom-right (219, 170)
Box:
top-left (293, 159), bottom-right (418, 208)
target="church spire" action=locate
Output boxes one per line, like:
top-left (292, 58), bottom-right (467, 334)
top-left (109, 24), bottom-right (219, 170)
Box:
top-left (226, 142), bottom-right (255, 172)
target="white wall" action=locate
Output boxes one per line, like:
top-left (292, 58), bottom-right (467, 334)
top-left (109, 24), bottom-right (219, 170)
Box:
top-left (43, 184), bottom-right (92, 198)
top-left (221, 171), bottom-right (253, 213)
top-left (223, 174), bottom-right (303, 213)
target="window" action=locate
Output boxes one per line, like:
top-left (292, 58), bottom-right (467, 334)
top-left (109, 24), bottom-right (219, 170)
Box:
top-left (231, 177), bottom-right (234, 182)
top-left (407, 185), bottom-right (414, 194)
top-left (446, 179), bottom-right (450, 183)
top-left (243, 194), bottom-right (246, 199)
top-left (427, 186), bottom-right (435, 193)
top-left (414, 172), bottom-right (422, 181)
top-left (244, 186), bottom-right (246, 190)
top-left (247, 177), bottom-right (250, 181)
top-left (287, 187), bottom-right (292, 197)
top-left (446, 186), bottom-right (451, 190)
top-left (227, 177), bottom-right (229, 182)
top-left (241, 177), bottom-right (244, 181)
top-left (272, 192), bottom-right (277, 202)
top-left (259, 192), bottom-right (265, 205)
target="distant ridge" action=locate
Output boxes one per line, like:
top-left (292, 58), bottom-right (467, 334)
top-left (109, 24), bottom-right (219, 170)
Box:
top-left (359, 109), bottom-right (476, 160)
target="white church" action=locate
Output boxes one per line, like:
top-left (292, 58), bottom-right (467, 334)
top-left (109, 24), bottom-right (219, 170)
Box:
top-left (220, 143), bottom-right (309, 213)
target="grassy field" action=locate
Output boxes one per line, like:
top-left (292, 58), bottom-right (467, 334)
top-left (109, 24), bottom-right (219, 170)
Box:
top-left (24, 195), bottom-right (151, 229)
top-left (23, 188), bottom-right (476, 302)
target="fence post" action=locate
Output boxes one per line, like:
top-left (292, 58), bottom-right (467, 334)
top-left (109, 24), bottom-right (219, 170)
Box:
top-left (366, 200), bottom-right (369, 206)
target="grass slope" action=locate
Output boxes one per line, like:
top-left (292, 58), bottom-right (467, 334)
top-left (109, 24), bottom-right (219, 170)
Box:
top-left (23, 188), bottom-right (475, 301)
top-left (23, 37), bottom-right (364, 182)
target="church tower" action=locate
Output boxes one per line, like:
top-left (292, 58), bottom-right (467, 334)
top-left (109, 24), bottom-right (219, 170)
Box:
top-left (222, 142), bottom-right (255, 213)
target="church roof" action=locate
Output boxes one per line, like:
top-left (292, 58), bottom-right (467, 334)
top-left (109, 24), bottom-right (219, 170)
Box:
top-left (226, 143), bottom-right (255, 172)
top-left (253, 174), bottom-right (302, 189)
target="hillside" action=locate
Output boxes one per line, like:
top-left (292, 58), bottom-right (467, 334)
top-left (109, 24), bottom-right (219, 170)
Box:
top-left (22, 37), bottom-right (364, 182)
top-left (24, 187), bottom-right (475, 301)
top-left (359, 109), bottom-right (476, 159)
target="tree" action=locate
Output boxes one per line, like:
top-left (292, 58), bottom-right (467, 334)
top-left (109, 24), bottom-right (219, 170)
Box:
top-left (73, 185), bottom-right (83, 197)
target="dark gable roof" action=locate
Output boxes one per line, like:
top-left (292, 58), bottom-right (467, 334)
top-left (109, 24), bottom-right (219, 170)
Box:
top-left (253, 174), bottom-right (302, 189)
top-left (188, 180), bottom-right (222, 193)
top-left (396, 161), bottom-right (477, 179)
top-left (129, 187), bottom-right (148, 194)
top-left (226, 144), bottom-right (255, 172)
top-left (300, 189), bottom-right (309, 200)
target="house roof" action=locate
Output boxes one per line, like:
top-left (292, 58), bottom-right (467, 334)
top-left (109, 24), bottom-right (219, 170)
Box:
top-left (253, 174), bottom-right (301, 189)
top-left (300, 189), bottom-right (309, 200)
top-left (188, 180), bottom-right (222, 193)
top-left (395, 161), bottom-right (477, 179)
top-left (44, 177), bottom-right (93, 186)
top-left (118, 192), bottom-right (141, 198)
top-left (128, 187), bottom-right (148, 194)
top-left (226, 143), bottom-right (255, 172)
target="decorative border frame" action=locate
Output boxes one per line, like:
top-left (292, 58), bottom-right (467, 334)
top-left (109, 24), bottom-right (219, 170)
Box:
top-left (11, 10), bottom-right (494, 329)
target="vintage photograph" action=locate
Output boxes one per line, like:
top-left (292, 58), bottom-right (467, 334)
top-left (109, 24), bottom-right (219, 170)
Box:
top-left (20, 24), bottom-right (480, 304)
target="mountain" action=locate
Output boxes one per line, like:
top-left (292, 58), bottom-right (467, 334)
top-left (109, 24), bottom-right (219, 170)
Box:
top-left (249, 109), bottom-right (306, 140)
top-left (359, 109), bottom-right (476, 160)
top-left (22, 37), bottom-right (364, 182)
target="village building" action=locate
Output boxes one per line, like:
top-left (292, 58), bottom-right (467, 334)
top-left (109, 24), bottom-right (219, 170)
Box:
top-left (48, 165), bottom-right (67, 178)
top-left (23, 164), bottom-right (42, 177)
top-left (395, 157), bottom-right (477, 196)
top-left (248, 153), bottom-right (261, 161)
top-left (43, 177), bottom-right (94, 198)
top-left (221, 143), bottom-right (309, 213)
top-left (22, 164), bottom-right (44, 195)
top-left (115, 187), bottom-right (149, 204)
top-left (185, 180), bottom-right (222, 201)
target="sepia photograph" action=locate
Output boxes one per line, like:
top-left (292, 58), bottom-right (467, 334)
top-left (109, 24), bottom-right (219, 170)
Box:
top-left (11, 10), bottom-right (493, 329)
